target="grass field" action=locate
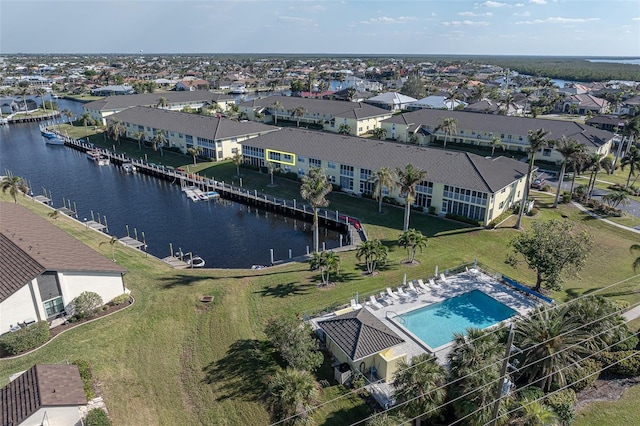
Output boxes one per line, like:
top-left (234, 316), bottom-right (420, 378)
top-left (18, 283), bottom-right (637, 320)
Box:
top-left (2, 149), bottom-right (640, 425)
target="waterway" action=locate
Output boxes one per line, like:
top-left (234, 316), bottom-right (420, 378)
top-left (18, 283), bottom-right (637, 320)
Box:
top-left (0, 97), bottom-right (342, 268)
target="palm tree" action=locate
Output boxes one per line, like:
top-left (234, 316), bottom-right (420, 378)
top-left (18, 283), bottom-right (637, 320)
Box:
top-left (151, 129), bottom-right (168, 154)
top-left (553, 137), bottom-right (584, 208)
top-left (80, 112), bottom-right (92, 137)
top-left (372, 127), bottom-right (387, 140)
top-left (396, 164), bottom-right (427, 232)
top-left (323, 251), bottom-right (340, 284)
top-left (393, 353), bottom-right (447, 426)
top-left (586, 153), bottom-right (610, 199)
top-left (346, 87), bottom-right (357, 102)
top-left (186, 147), bottom-right (201, 166)
top-left (398, 228), bottom-right (427, 264)
top-left (355, 239), bottom-right (388, 275)
top-left (107, 119), bottom-right (125, 145)
top-left (370, 167), bottom-right (395, 213)
top-left (569, 151), bottom-right (589, 196)
top-left (1, 175), bottom-right (28, 203)
top-left (267, 161), bottom-right (277, 186)
top-left (519, 398), bottom-right (559, 426)
top-left (99, 236), bottom-right (119, 262)
top-left (436, 117), bottom-right (457, 149)
top-left (18, 86), bottom-right (30, 115)
top-left (300, 167), bottom-right (332, 253)
top-left (266, 368), bottom-right (320, 425)
top-left (62, 109), bottom-right (74, 124)
top-left (514, 305), bottom-right (592, 392)
top-left (35, 88), bottom-right (47, 113)
top-left (515, 128), bottom-right (550, 229)
top-left (47, 210), bottom-right (59, 225)
top-left (621, 145), bottom-right (640, 188)
top-left (156, 96), bottom-right (168, 109)
top-left (132, 131), bottom-right (145, 151)
top-left (309, 250), bottom-right (339, 285)
top-left (291, 106), bottom-right (306, 127)
top-left (232, 150), bottom-right (243, 177)
top-left (337, 123), bottom-right (351, 135)
top-left (272, 100), bottom-right (282, 125)
top-left (489, 136), bottom-right (504, 157)
top-left (630, 244), bottom-right (640, 272)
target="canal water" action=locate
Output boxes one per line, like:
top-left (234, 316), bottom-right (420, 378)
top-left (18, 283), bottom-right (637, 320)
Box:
top-left (0, 97), bottom-right (341, 268)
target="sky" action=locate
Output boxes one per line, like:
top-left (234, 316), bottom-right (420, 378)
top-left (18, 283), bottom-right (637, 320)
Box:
top-left (1, 0), bottom-right (639, 57)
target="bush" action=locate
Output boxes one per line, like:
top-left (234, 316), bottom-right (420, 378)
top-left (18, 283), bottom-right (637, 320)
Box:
top-left (527, 207), bottom-right (539, 216)
top-left (0, 321), bottom-right (50, 355)
top-left (518, 386), bottom-right (545, 402)
top-left (72, 359), bottom-right (96, 399)
top-left (428, 205), bottom-right (436, 215)
top-left (566, 358), bottom-right (601, 392)
top-left (109, 293), bottom-right (131, 306)
top-left (444, 213), bottom-right (481, 226)
top-left (73, 291), bottom-right (104, 319)
top-left (562, 191), bottom-right (571, 203)
top-left (85, 408), bottom-right (111, 426)
top-left (545, 389), bottom-right (576, 426)
top-left (598, 350), bottom-right (640, 376)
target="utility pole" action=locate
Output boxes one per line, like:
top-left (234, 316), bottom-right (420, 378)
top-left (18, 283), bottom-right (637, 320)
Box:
top-left (490, 323), bottom-right (515, 426)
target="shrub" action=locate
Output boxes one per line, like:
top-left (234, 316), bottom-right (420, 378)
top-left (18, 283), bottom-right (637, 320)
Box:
top-left (109, 294), bottom-right (131, 306)
top-left (85, 408), bottom-right (111, 426)
top-left (566, 358), bottom-right (601, 392)
top-left (545, 389), bottom-right (576, 426)
top-left (428, 205), bottom-right (436, 215)
top-left (72, 359), bottom-right (96, 399)
top-left (0, 321), bottom-right (50, 355)
top-left (527, 207), bottom-right (539, 216)
top-left (73, 291), bottom-right (104, 319)
top-left (598, 350), bottom-right (640, 376)
top-left (562, 191), bottom-right (572, 203)
top-left (444, 213), bottom-right (481, 226)
top-left (518, 386), bottom-right (545, 402)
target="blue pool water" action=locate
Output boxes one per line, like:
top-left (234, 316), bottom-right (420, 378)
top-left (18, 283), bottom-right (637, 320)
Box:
top-left (397, 290), bottom-right (517, 349)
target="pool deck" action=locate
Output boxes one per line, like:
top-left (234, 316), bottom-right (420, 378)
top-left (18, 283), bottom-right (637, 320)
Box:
top-left (362, 268), bottom-right (542, 365)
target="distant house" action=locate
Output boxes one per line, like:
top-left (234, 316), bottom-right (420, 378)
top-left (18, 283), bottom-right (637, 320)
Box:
top-left (407, 95), bottom-right (466, 111)
top-left (90, 85), bottom-right (135, 96)
top-left (0, 97), bottom-right (20, 115)
top-left (0, 364), bottom-right (87, 426)
top-left (317, 308), bottom-right (406, 382)
top-left (0, 202), bottom-right (127, 333)
top-left (176, 79), bottom-right (210, 91)
top-left (561, 94), bottom-right (609, 115)
top-left (364, 92), bottom-right (417, 112)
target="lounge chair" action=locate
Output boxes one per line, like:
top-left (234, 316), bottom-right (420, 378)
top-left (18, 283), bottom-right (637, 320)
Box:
top-left (417, 279), bottom-right (430, 292)
top-left (351, 299), bottom-right (362, 310)
top-left (440, 273), bottom-right (447, 282)
top-left (396, 286), bottom-right (410, 299)
top-left (386, 287), bottom-right (400, 301)
top-left (369, 295), bottom-right (383, 310)
top-left (408, 281), bottom-right (421, 294)
top-left (379, 292), bottom-right (394, 305)
top-left (429, 278), bottom-right (436, 287)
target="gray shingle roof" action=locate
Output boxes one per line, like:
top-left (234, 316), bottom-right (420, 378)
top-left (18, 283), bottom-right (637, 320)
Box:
top-left (1, 364), bottom-right (87, 426)
top-left (0, 202), bottom-right (126, 303)
top-left (238, 95), bottom-right (390, 119)
top-left (84, 90), bottom-right (234, 112)
top-left (383, 109), bottom-right (614, 149)
top-left (108, 106), bottom-right (278, 141)
top-left (319, 309), bottom-right (404, 361)
top-left (244, 128), bottom-right (530, 193)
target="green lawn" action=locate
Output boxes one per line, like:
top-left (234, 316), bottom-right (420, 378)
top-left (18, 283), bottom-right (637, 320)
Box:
top-left (575, 386), bottom-right (640, 426)
top-left (2, 160), bottom-right (640, 425)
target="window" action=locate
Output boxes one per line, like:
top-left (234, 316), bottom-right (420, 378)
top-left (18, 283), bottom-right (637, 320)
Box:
top-left (43, 297), bottom-right (64, 318)
top-left (328, 161), bottom-right (336, 169)
top-left (542, 148), bottom-right (552, 157)
top-left (298, 156), bottom-right (306, 163)
top-left (185, 135), bottom-right (193, 144)
top-left (309, 158), bottom-right (321, 168)
top-left (340, 164), bottom-right (354, 177)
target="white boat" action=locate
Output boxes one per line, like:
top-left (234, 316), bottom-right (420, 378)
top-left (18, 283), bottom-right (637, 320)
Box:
top-left (201, 191), bottom-right (220, 200)
top-left (229, 84), bottom-right (248, 94)
top-left (121, 162), bottom-right (137, 173)
top-left (87, 149), bottom-right (110, 166)
top-left (45, 137), bottom-right (65, 145)
top-left (176, 252), bottom-right (205, 268)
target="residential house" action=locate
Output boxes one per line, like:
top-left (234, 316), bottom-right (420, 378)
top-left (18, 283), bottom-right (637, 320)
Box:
top-left (83, 91), bottom-right (235, 125)
top-left (364, 92), bottom-right (417, 112)
top-left (381, 108), bottom-right (614, 164)
top-left (0, 364), bottom-right (87, 426)
top-left (0, 98), bottom-right (20, 115)
top-left (107, 106), bottom-right (278, 161)
top-left (463, 99), bottom-right (522, 116)
top-left (237, 95), bottom-right (392, 136)
top-left (560, 93), bottom-right (610, 115)
top-left (317, 308), bottom-right (406, 382)
top-left (0, 202), bottom-right (127, 333)
top-left (407, 95), bottom-right (466, 111)
top-left (175, 79), bottom-right (210, 91)
top-left (240, 127), bottom-right (531, 225)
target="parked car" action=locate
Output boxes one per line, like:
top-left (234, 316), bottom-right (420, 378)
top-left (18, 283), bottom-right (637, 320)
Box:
top-left (531, 178), bottom-right (546, 189)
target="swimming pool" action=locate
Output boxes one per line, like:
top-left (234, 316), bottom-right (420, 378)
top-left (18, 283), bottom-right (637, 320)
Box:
top-left (396, 290), bottom-right (517, 349)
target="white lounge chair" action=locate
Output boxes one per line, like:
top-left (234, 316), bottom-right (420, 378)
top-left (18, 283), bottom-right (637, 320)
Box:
top-left (417, 279), bottom-right (430, 292)
top-left (386, 287), bottom-right (400, 300)
top-left (440, 273), bottom-right (447, 282)
top-left (429, 278), bottom-right (437, 287)
top-left (408, 281), bottom-right (421, 294)
top-left (369, 295), bottom-right (383, 310)
top-left (396, 286), bottom-right (410, 299)
top-left (379, 292), bottom-right (394, 305)
top-left (351, 299), bottom-right (362, 310)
